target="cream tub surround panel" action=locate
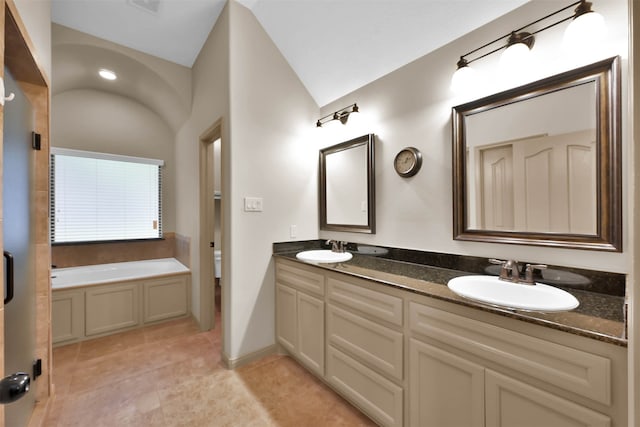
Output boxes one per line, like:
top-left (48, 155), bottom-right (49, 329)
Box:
top-left (52, 258), bottom-right (191, 346)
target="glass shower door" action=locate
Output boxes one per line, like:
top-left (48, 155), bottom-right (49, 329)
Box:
top-left (2, 67), bottom-right (37, 427)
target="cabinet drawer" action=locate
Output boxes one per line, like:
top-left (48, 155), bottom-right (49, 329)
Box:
top-left (409, 302), bottom-right (611, 405)
top-left (327, 275), bottom-right (402, 326)
top-left (328, 304), bottom-right (403, 382)
top-left (327, 346), bottom-right (403, 427)
top-left (276, 260), bottom-right (325, 296)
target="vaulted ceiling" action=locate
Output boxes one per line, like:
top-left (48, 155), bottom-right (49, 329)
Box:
top-left (51, 0), bottom-right (529, 107)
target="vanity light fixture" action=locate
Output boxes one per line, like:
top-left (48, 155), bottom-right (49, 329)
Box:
top-left (500, 31), bottom-right (535, 67)
top-left (99, 68), bottom-right (117, 81)
top-left (451, 0), bottom-right (606, 92)
top-left (316, 103), bottom-right (359, 127)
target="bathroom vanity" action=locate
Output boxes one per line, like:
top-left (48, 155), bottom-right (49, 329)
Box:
top-left (274, 253), bottom-right (627, 427)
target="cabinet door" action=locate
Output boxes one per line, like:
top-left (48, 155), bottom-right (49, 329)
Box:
top-left (276, 284), bottom-right (297, 354)
top-left (485, 370), bottom-right (611, 427)
top-left (85, 283), bottom-right (139, 336)
top-left (327, 346), bottom-right (403, 427)
top-left (297, 292), bottom-right (324, 376)
top-left (52, 290), bottom-right (85, 344)
top-left (144, 276), bottom-right (188, 323)
top-left (409, 338), bottom-right (484, 427)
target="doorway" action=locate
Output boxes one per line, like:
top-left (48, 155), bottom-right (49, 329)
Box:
top-left (199, 120), bottom-right (223, 337)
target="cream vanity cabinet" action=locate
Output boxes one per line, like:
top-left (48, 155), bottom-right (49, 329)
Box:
top-left (275, 259), bottom-right (325, 376)
top-left (276, 258), bottom-right (404, 427)
top-left (408, 299), bottom-right (625, 427)
top-left (274, 258), bottom-right (627, 427)
top-left (325, 271), bottom-right (404, 427)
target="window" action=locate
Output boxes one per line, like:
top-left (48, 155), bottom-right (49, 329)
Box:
top-left (50, 148), bottom-right (163, 244)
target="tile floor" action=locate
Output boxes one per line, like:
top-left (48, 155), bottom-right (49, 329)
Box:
top-left (45, 307), bottom-right (376, 426)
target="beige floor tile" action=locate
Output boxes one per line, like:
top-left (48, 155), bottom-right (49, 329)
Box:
top-left (47, 315), bottom-right (374, 427)
top-left (76, 328), bottom-right (146, 361)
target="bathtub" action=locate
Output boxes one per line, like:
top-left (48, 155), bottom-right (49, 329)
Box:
top-left (52, 258), bottom-right (191, 346)
top-left (52, 257), bottom-right (189, 290)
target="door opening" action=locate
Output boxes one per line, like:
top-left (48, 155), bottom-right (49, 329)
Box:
top-left (199, 120), bottom-right (223, 339)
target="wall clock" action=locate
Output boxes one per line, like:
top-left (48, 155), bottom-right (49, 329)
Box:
top-left (394, 147), bottom-right (422, 177)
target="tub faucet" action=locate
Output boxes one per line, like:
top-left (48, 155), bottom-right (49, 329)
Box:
top-left (326, 240), bottom-right (347, 253)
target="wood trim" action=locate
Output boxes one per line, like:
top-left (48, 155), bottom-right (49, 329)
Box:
top-left (4, 0), bottom-right (48, 86)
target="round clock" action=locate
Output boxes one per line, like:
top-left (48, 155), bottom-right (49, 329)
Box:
top-left (394, 147), bottom-right (422, 177)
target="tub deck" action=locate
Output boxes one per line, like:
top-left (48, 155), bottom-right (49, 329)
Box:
top-left (52, 258), bottom-right (189, 290)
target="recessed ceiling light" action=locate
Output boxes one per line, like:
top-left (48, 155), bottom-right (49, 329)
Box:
top-left (99, 69), bottom-right (117, 81)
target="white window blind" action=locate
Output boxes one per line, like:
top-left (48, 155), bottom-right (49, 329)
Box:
top-left (51, 148), bottom-right (164, 243)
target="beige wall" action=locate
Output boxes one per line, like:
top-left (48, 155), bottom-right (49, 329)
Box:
top-left (175, 0), bottom-right (319, 358)
top-left (175, 3), bottom-right (230, 325)
top-left (51, 89), bottom-right (177, 232)
top-left (226, 1), bottom-right (319, 358)
top-left (319, 0), bottom-right (630, 274)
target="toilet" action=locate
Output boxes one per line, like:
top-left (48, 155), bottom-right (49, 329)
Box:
top-left (214, 250), bottom-right (222, 279)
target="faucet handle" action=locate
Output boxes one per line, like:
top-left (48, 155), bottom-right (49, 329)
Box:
top-left (488, 259), bottom-right (511, 280)
top-left (524, 264), bottom-right (547, 284)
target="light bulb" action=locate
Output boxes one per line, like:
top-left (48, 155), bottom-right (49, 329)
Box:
top-left (99, 69), bottom-right (117, 81)
top-left (451, 63), bottom-right (477, 94)
top-left (564, 10), bottom-right (606, 51)
top-left (500, 42), bottom-right (532, 70)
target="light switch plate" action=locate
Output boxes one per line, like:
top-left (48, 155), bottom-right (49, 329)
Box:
top-left (244, 197), bottom-right (263, 212)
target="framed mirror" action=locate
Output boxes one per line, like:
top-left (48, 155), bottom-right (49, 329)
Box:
top-left (452, 56), bottom-right (621, 251)
top-left (320, 134), bottom-right (375, 233)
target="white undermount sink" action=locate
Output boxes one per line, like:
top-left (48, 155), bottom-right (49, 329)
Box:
top-left (296, 250), bottom-right (353, 263)
top-left (447, 275), bottom-right (579, 312)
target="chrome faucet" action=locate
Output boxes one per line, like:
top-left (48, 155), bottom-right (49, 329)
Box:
top-left (326, 240), bottom-right (347, 253)
top-left (489, 259), bottom-right (546, 285)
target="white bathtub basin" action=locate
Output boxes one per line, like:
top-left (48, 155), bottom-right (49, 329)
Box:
top-left (296, 250), bottom-right (353, 263)
top-left (447, 275), bottom-right (579, 312)
top-left (52, 258), bottom-right (190, 290)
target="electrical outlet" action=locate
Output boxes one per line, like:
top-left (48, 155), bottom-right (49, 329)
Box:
top-left (244, 197), bottom-right (263, 212)
top-left (290, 225), bottom-right (297, 238)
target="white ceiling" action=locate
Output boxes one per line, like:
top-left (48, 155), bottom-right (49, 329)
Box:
top-left (51, 0), bottom-right (529, 107)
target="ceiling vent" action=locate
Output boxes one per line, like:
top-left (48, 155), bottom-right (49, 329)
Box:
top-left (127, 0), bottom-right (161, 15)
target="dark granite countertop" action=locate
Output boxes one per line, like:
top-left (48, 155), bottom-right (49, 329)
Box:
top-left (273, 245), bottom-right (627, 347)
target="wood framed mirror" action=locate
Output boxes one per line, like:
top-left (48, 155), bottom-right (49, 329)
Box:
top-left (320, 134), bottom-right (376, 233)
top-left (452, 56), bottom-right (621, 251)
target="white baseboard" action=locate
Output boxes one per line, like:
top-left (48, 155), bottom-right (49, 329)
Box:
top-left (222, 344), bottom-right (277, 369)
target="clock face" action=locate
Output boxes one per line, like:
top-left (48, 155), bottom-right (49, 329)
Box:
top-left (394, 147), bottom-right (422, 177)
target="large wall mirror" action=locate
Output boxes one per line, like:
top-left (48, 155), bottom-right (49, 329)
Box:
top-left (452, 56), bottom-right (621, 251)
top-left (320, 134), bottom-right (375, 233)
